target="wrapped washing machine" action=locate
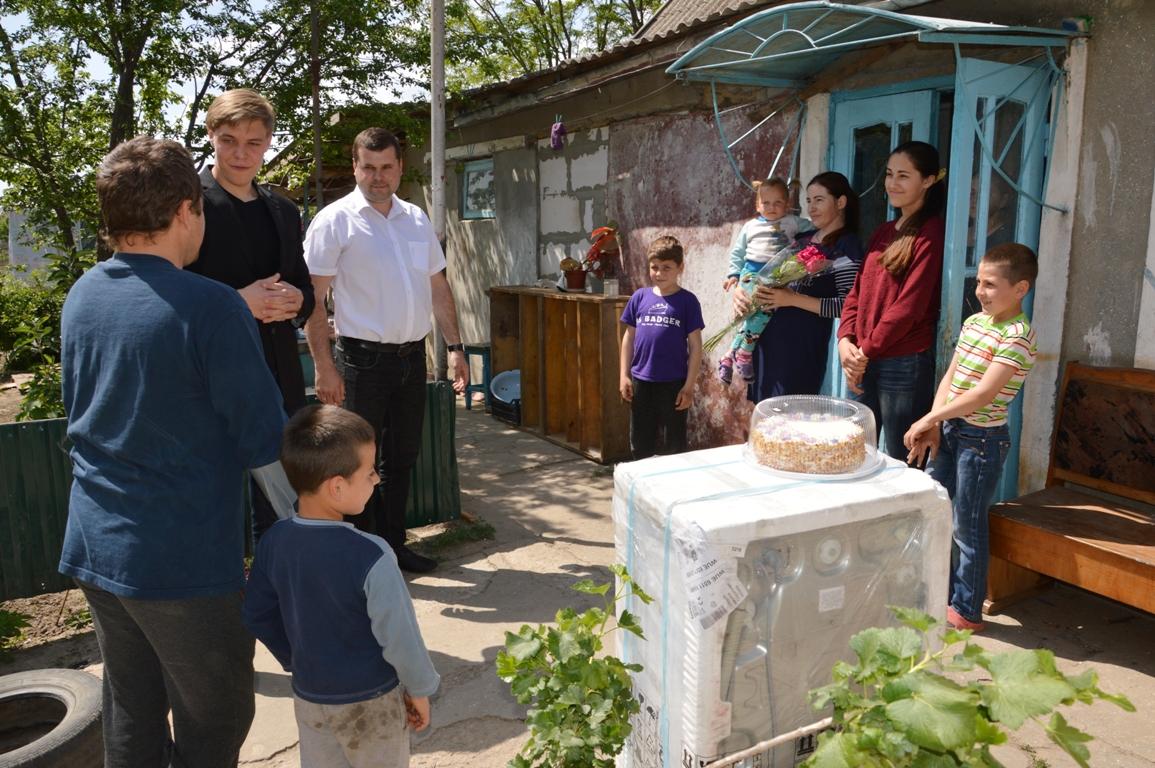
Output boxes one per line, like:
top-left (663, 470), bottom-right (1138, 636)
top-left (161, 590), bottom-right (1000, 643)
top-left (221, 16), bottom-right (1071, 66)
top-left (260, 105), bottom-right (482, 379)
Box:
top-left (613, 444), bottom-right (951, 768)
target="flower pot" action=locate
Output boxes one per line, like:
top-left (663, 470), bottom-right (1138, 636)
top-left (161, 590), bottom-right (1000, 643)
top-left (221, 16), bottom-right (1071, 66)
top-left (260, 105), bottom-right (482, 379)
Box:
top-left (563, 270), bottom-right (587, 290)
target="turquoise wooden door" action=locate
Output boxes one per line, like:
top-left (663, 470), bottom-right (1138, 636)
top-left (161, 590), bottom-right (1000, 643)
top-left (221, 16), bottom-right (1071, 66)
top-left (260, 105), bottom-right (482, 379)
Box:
top-left (824, 90), bottom-right (934, 398)
top-left (943, 57), bottom-right (1051, 501)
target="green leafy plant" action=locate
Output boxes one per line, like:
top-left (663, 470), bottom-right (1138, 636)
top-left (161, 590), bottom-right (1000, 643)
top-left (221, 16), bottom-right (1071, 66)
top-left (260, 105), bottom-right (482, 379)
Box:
top-left (0, 608), bottom-right (31, 660)
top-left (804, 607), bottom-right (1135, 768)
top-left (497, 564), bottom-right (652, 768)
top-left (63, 608), bottom-right (92, 630)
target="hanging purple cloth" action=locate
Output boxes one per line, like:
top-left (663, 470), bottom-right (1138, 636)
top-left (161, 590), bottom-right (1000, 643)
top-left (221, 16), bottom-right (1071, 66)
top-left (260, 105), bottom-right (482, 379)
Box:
top-left (550, 121), bottom-right (567, 150)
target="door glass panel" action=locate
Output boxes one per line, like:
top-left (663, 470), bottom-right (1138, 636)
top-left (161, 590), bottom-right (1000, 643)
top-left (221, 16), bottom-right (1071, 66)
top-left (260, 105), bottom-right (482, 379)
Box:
top-left (852, 123), bottom-right (892, 238)
top-left (962, 98), bottom-right (1024, 322)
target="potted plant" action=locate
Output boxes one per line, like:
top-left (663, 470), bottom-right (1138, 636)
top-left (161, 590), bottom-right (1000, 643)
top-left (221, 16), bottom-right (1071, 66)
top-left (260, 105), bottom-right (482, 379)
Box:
top-left (559, 256), bottom-right (586, 291)
top-left (497, 564), bottom-right (651, 768)
top-left (582, 225), bottom-right (620, 293)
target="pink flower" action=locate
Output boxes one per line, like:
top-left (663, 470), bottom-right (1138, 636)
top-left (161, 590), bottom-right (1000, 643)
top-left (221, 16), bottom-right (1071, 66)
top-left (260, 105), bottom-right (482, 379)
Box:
top-left (797, 245), bottom-right (829, 274)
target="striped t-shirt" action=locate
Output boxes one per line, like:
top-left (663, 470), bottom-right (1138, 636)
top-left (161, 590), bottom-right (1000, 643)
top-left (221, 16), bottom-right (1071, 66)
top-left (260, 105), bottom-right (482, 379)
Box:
top-left (948, 312), bottom-right (1037, 426)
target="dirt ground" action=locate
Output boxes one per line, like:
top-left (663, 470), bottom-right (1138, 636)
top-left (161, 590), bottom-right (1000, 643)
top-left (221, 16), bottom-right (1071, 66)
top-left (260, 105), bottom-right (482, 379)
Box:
top-left (0, 381), bottom-right (21, 423)
top-left (1, 588), bottom-right (100, 675)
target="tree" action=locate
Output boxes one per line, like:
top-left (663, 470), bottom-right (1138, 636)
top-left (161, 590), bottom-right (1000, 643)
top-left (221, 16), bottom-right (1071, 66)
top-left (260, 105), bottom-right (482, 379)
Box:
top-left (445, 0), bottom-right (664, 89)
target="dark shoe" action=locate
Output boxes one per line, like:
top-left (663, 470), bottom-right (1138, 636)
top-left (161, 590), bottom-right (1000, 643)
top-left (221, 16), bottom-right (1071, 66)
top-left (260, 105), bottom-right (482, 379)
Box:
top-left (395, 545), bottom-right (437, 574)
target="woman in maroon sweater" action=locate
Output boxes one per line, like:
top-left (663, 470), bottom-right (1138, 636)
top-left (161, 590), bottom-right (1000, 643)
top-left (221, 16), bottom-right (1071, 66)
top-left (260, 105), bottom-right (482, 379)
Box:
top-left (838, 141), bottom-right (945, 460)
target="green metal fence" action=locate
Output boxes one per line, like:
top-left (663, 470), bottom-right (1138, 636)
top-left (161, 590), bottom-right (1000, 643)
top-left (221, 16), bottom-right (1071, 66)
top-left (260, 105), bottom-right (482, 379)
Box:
top-left (0, 382), bottom-right (460, 601)
top-left (0, 418), bottom-right (74, 600)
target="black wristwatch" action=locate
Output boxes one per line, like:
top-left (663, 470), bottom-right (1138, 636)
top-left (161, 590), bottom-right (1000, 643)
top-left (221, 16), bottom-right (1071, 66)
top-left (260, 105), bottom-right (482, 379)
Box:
top-left (446, 343), bottom-right (465, 353)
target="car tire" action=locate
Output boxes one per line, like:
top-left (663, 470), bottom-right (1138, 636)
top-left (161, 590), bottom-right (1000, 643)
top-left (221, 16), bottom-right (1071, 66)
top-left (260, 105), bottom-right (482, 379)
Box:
top-left (0, 669), bottom-right (102, 768)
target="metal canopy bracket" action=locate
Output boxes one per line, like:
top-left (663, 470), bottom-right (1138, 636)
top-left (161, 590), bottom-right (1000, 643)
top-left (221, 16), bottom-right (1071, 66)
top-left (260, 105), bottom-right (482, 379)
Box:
top-left (667, 0), bottom-right (1077, 193)
top-left (666, 1), bottom-right (1076, 87)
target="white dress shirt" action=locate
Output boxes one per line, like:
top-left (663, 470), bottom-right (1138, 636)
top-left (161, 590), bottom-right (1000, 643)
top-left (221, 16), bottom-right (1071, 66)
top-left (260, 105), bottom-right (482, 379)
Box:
top-left (304, 186), bottom-right (447, 344)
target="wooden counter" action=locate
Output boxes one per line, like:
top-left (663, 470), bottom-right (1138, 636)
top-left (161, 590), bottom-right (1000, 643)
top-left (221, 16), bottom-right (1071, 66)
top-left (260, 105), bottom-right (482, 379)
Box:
top-left (489, 286), bottom-right (630, 463)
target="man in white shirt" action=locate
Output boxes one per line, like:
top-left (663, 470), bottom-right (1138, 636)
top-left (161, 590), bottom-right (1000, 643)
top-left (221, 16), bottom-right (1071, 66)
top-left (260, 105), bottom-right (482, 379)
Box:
top-left (304, 127), bottom-right (468, 573)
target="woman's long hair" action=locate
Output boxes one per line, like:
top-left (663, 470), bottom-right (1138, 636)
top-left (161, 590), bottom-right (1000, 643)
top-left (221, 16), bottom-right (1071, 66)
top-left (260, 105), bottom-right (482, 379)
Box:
top-left (879, 141), bottom-right (945, 276)
top-left (807, 171), bottom-right (859, 249)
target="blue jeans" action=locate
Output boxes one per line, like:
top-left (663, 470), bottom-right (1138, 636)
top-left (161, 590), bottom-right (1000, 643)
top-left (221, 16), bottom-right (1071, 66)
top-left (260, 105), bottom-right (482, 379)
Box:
top-left (79, 582), bottom-right (255, 768)
top-left (927, 419), bottom-right (1011, 623)
top-left (852, 350), bottom-right (933, 460)
top-left (337, 337), bottom-right (427, 548)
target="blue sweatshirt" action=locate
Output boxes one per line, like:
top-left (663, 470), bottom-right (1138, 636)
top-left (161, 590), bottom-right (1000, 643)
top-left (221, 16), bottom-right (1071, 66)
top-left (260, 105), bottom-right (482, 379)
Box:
top-left (243, 518), bottom-right (441, 704)
top-left (59, 253), bottom-right (285, 599)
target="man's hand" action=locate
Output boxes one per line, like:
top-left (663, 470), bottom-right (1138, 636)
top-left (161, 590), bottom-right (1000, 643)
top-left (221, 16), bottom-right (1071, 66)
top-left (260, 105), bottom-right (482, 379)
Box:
top-left (314, 365), bottom-right (345, 406)
top-left (239, 274), bottom-right (303, 323)
top-left (619, 376), bottom-right (633, 402)
top-left (403, 692), bottom-right (430, 732)
top-left (675, 383), bottom-right (694, 411)
top-left (449, 349), bottom-right (468, 394)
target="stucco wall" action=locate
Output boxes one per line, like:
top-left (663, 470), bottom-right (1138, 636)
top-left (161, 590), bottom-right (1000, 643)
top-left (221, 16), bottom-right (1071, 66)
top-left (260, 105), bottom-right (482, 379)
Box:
top-left (925, 0), bottom-right (1155, 369)
top-left (607, 106), bottom-right (792, 448)
top-left (432, 147), bottom-right (539, 349)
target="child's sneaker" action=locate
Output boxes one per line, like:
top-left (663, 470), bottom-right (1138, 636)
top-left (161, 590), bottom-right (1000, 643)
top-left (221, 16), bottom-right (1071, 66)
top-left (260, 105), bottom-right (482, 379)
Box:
top-left (946, 606), bottom-right (985, 632)
top-left (735, 351), bottom-right (755, 382)
top-left (717, 356), bottom-right (734, 385)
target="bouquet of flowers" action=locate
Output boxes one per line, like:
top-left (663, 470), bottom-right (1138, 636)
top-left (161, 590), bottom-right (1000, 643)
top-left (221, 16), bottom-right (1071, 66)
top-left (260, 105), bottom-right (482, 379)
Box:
top-left (704, 242), bottom-right (832, 352)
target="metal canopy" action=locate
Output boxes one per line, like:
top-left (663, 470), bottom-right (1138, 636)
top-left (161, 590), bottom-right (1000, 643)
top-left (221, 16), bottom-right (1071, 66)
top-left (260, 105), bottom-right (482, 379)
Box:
top-left (666, 1), bottom-right (1075, 88)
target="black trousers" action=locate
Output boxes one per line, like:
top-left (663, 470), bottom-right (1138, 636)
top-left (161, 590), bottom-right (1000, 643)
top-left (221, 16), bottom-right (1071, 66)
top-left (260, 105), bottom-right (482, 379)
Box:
top-left (630, 377), bottom-right (688, 460)
top-left (337, 336), bottom-right (426, 548)
top-left (79, 582), bottom-right (254, 768)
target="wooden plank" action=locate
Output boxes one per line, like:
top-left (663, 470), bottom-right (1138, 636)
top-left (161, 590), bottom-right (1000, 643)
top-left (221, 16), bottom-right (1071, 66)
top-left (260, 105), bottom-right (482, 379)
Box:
top-left (577, 302), bottom-right (602, 452)
top-left (1046, 363), bottom-right (1155, 505)
top-left (600, 300), bottom-right (632, 462)
top-left (563, 301), bottom-right (581, 443)
top-left (991, 487), bottom-right (1155, 563)
top-left (989, 515), bottom-right (1155, 615)
top-left (519, 295), bottom-right (541, 429)
top-left (488, 288), bottom-right (521, 374)
top-left (543, 297), bottom-right (567, 437)
top-left (985, 555), bottom-right (1053, 614)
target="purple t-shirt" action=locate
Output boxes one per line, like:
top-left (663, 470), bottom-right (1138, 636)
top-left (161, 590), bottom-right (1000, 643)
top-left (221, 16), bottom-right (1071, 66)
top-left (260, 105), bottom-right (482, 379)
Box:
top-left (620, 287), bottom-right (704, 383)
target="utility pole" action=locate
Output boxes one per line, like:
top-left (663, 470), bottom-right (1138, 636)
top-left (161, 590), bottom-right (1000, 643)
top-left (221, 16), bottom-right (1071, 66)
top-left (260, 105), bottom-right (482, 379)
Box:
top-left (431, 0), bottom-right (448, 380)
top-left (310, 1), bottom-right (324, 210)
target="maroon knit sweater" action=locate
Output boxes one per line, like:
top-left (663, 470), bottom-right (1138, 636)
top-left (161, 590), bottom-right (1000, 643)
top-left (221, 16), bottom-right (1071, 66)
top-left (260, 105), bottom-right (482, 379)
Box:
top-left (838, 216), bottom-right (944, 359)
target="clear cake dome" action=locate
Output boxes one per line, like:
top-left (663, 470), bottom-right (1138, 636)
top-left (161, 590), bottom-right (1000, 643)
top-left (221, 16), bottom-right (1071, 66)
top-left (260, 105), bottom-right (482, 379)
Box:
top-left (745, 395), bottom-right (880, 477)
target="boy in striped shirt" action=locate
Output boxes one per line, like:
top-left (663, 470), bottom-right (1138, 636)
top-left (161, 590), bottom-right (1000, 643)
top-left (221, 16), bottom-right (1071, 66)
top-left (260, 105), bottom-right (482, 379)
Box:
top-left (904, 243), bottom-right (1038, 632)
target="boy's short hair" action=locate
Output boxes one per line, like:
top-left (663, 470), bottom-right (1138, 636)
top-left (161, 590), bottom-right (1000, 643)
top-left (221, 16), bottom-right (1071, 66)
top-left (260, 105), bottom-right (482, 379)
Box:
top-left (753, 177), bottom-right (789, 199)
top-left (205, 89), bottom-right (275, 134)
top-left (281, 405), bottom-right (377, 494)
top-left (646, 235), bottom-right (683, 265)
top-left (981, 242), bottom-right (1038, 288)
top-left (95, 137), bottom-right (202, 248)
top-left (352, 127), bottom-right (403, 163)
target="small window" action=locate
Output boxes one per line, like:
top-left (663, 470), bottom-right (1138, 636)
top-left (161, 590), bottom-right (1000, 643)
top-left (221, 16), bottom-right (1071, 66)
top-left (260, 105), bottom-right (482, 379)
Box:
top-left (461, 158), bottom-right (495, 220)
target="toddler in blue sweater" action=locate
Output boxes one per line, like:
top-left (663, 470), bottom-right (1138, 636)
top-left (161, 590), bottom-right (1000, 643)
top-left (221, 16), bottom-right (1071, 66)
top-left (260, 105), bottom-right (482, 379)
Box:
top-left (243, 405), bottom-right (439, 768)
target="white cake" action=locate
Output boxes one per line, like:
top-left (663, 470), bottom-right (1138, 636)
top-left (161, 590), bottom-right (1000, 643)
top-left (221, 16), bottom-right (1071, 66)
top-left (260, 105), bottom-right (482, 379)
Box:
top-left (751, 414), bottom-right (866, 474)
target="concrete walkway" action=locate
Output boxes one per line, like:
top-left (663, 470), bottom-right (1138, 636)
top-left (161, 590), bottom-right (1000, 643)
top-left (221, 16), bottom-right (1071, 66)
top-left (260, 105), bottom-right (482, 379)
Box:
top-left (241, 403), bottom-right (1154, 768)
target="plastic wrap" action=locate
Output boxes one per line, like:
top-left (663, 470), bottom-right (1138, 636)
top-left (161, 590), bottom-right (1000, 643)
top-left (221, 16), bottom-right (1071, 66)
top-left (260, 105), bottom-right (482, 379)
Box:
top-left (613, 445), bottom-right (951, 768)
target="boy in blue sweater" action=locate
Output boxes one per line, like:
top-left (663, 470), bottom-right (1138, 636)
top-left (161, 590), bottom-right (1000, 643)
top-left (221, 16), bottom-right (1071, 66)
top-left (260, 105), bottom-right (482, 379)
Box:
top-left (243, 405), bottom-right (440, 767)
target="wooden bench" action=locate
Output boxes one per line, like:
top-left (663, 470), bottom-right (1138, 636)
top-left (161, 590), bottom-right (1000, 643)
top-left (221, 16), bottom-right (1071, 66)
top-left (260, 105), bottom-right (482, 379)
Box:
top-left (986, 362), bottom-right (1155, 615)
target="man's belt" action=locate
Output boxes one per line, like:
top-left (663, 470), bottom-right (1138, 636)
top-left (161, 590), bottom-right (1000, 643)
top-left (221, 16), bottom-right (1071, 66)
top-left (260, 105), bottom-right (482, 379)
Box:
top-left (338, 336), bottom-right (424, 356)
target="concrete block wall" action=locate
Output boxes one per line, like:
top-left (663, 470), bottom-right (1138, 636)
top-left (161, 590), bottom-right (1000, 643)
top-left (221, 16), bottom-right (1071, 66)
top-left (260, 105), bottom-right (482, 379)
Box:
top-left (537, 127), bottom-right (610, 276)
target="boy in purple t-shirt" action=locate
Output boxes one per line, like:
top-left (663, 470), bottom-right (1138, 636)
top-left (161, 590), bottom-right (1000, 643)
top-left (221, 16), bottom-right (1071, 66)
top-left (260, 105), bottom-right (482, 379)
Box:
top-left (619, 235), bottom-right (705, 459)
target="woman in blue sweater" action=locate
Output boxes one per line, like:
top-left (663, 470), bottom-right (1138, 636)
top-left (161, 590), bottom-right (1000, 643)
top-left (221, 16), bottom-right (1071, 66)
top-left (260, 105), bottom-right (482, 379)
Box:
top-left (733, 172), bottom-right (864, 400)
